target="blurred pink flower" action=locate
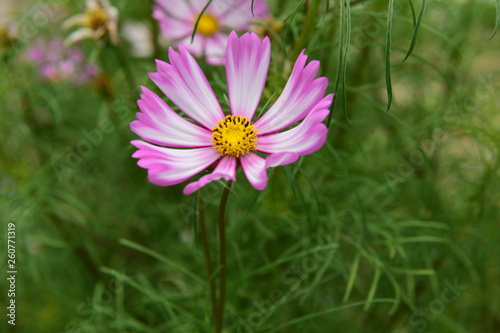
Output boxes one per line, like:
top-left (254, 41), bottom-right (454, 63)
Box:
top-left (24, 38), bottom-right (98, 84)
top-left (130, 31), bottom-right (333, 195)
top-left (153, 0), bottom-right (269, 65)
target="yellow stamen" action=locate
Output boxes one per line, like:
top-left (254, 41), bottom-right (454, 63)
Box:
top-left (195, 13), bottom-right (219, 36)
top-left (212, 115), bottom-right (258, 158)
top-left (84, 6), bottom-right (109, 31)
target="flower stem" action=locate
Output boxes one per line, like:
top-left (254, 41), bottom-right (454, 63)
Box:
top-left (109, 43), bottom-right (137, 98)
top-left (198, 190), bottom-right (218, 331)
top-left (216, 181), bottom-right (232, 333)
top-left (149, 0), bottom-right (161, 60)
top-left (291, 0), bottom-right (321, 58)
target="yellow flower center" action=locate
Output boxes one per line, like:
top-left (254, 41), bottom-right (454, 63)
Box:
top-left (84, 6), bottom-right (109, 31)
top-left (212, 115), bottom-right (258, 158)
top-left (195, 13), bottom-right (219, 36)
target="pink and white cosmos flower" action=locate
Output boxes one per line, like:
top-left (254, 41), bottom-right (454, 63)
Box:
top-left (130, 31), bottom-right (333, 195)
top-left (153, 0), bottom-right (269, 65)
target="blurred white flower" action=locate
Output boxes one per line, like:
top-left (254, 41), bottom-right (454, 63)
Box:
top-left (0, 0), bottom-right (20, 46)
top-left (122, 21), bottom-right (153, 58)
top-left (0, 0), bottom-right (18, 27)
top-left (64, 0), bottom-right (119, 45)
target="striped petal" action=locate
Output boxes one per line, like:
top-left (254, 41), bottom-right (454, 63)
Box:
top-left (254, 51), bottom-right (328, 135)
top-left (257, 94), bottom-right (333, 155)
top-left (264, 152), bottom-right (300, 168)
top-left (240, 152), bottom-right (268, 190)
top-left (204, 33), bottom-right (228, 65)
top-left (149, 46), bottom-right (225, 129)
top-left (131, 141), bottom-right (220, 186)
top-left (154, 0), bottom-right (197, 20)
top-left (213, 0), bottom-right (270, 29)
top-left (226, 31), bottom-right (270, 121)
top-left (130, 86), bottom-right (212, 148)
top-left (175, 35), bottom-right (205, 58)
top-left (183, 155), bottom-right (236, 195)
top-left (153, 7), bottom-right (192, 40)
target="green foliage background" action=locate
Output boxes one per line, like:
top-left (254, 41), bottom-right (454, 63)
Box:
top-left (1, 0), bottom-right (499, 332)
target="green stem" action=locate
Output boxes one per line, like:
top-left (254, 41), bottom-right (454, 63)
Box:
top-left (215, 181), bottom-right (232, 333)
top-left (276, 0), bottom-right (287, 15)
top-left (109, 43), bottom-right (137, 98)
top-left (149, 0), bottom-right (161, 60)
top-left (291, 0), bottom-right (321, 58)
top-left (350, 0), bottom-right (371, 5)
top-left (198, 190), bottom-right (218, 331)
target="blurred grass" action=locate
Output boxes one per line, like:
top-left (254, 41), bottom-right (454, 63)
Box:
top-left (1, 0), bottom-right (499, 332)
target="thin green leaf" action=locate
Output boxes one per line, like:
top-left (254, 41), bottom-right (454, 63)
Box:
top-left (232, 243), bottom-right (339, 285)
top-left (342, 0), bottom-right (352, 119)
top-left (190, 0), bottom-right (214, 43)
top-left (490, 0), bottom-right (500, 39)
top-left (100, 267), bottom-right (163, 301)
top-left (343, 253), bottom-right (361, 302)
top-left (364, 266), bottom-right (381, 310)
top-left (389, 268), bottom-right (435, 275)
top-left (255, 91), bottom-right (277, 120)
top-left (119, 238), bottom-right (203, 283)
top-left (299, 251), bottom-right (335, 305)
top-left (354, 11), bottom-right (456, 47)
top-left (292, 0), bottom-right (321, 57)
top-left (267, 299), bottom-right (396, 332)
top-left (407, 0), bottom-right (417, 27)
top-left (397, 220), bottom-right (449, 229)
top-left (385, 0), bottom-right (395, 111)
top-left (281, 0), bottom-right (307, 59)
top-left (328, 0), bottom-right (351, 127)
top-left (403, 0), bottom-right (427, 61)
top-left (193, 190), bottom-right (199, 249)
top-left (396, 236), bottom-right (450, 244)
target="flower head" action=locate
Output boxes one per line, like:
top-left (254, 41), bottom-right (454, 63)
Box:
top-left (153, 0), bottom-right (269, 65)
top-left (64, 0), bottom-right (119, 45)
top-left (130, 31), bottom-right (333, 195)
top-left (24, 38), bottom-right (98, 84)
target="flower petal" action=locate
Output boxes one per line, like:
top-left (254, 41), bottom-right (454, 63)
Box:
top-left (226, 31), bottom-right (270, 121)
top-left (265, 152), bottom-right (300, 168)
top-left (257, 94), bottom-right (333, 156)
top-left (213, 0), bottom-right (270, 30)
top-left (154, 0), bottom-right (198, 20)
top-left (183, 155), bottom-right (237, 195)
top-left (63, 14), bottom-right (86, 30)
top-left (175, 35), bottom-right (205, 58)
top-left (130, 87), bottom-right (213, 148)
top-left (153, 7), bottom-right (192, 40)
top-left (204, 33), bottom-right (227, 65)
top-left (131, 141), bottom-right (220, 186)
top-left (65, 28), bottom-right (96, 46)
top-left (254, 51), bottom-right (328, 135)
top-left (149, 46), bottom-right (225, 129)
top-left (240, 152), bottom-right (268, 190)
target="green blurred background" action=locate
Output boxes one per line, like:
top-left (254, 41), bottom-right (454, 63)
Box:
top-left (1, 0), bottom-right (499, 332)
